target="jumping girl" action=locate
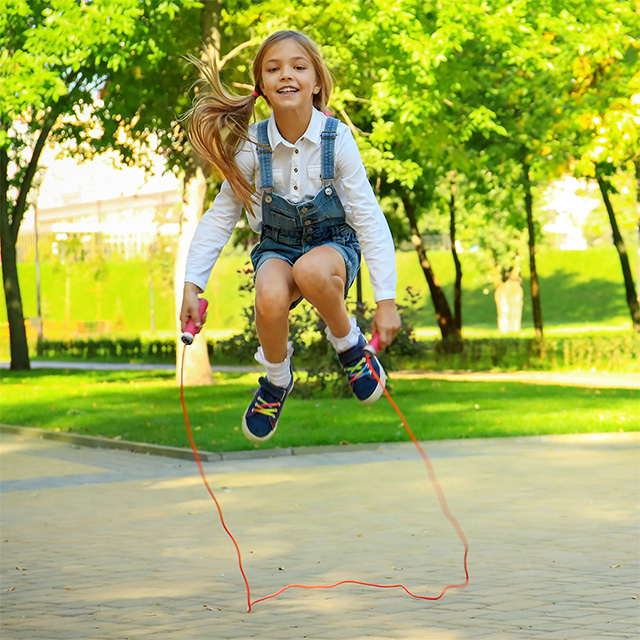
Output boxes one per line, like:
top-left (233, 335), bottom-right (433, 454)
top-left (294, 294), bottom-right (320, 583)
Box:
top-left (180, 30), bottom-right (401, 444)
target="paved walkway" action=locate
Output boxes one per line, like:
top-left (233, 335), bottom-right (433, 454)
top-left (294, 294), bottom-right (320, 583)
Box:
top-left (1, 431), bottom-right (638, 639)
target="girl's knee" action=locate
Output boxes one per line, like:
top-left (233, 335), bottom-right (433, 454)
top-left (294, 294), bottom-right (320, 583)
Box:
top-left (293, 260), bottom-right (343, 297)
top-left (255, 286), bottom-right (290, 319)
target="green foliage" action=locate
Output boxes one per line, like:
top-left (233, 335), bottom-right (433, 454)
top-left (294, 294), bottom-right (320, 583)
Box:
top-left (1, 0), bottom-right (203, 368)
top-left (4, 0), bottom-right (639, 370)
top-left (431, 333), bottom-right (640, 373)
top-left (224, 0), bottom-right (639, 331)
top-left (36, 336), bottom-right (177, 362)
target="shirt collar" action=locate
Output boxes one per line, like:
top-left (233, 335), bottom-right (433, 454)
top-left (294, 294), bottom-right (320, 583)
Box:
top-left (267, 108), bottom-right (326, 149)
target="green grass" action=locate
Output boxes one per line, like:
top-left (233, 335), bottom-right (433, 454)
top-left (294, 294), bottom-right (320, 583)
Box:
top-left (6, 245), bottom-right (638, 341)
top-left (1, 369), bottom-right (637, 452)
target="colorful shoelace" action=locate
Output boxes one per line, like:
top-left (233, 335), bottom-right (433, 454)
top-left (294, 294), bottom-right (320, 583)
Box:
top-left (344, 358), bottom-right (370, 383)
top-left (252, 395), bottom-right (280, 418)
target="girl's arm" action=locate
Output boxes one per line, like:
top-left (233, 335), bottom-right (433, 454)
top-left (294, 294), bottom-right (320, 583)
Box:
top-left (335, 127), bottom-right (401, 348)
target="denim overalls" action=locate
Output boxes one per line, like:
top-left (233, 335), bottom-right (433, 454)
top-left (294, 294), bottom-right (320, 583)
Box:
top-left (250, 117), bottom-right (361, 307)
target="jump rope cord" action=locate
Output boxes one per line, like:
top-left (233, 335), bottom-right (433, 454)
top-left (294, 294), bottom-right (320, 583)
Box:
top-left (180, 344), bottom-right (469, 613)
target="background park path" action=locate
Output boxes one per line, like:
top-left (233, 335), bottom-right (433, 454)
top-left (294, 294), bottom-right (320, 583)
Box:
top-left (1, 429), bottom-right (638, 639)
top-left (2, 359), bottom-right (638, 389)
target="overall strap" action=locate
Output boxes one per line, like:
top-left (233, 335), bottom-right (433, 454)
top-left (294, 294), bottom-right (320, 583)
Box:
top-left (320, 116), bottom-right (339, 181)
top-left (256, 120), bottom-right (273, 190)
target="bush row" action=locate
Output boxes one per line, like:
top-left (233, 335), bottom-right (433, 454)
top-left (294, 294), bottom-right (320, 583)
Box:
top-left (36, 337), bottom-right (178, 362)
top-left (34, 332), bottom-right (639, 373)
top-left (430, 333), bottom-right (639, 372)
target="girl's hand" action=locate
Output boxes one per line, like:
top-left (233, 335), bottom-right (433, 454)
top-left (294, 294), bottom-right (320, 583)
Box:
top-left (180, 282), bottom-right (206, 332)
top-left (371, 299), bottom-right (401, 350)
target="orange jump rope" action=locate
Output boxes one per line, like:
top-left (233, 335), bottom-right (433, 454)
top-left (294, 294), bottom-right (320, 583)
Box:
top-left (180, 299), bottom-right (469, 612)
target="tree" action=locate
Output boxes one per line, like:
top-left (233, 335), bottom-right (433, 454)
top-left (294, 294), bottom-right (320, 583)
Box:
top-left (222, 0), bottom-right (640, 341)
top-left (566, 2), bottom-right (640, 331)
top-left (0, 0), bottom-right (199, 370)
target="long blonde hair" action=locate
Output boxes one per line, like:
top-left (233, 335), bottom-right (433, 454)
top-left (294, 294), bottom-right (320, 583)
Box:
top-left (184, 31), bottom-right (333, 213)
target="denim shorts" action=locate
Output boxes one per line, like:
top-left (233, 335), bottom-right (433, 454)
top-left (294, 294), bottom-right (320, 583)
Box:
top-left (250, 223), bottom-right (361, 309)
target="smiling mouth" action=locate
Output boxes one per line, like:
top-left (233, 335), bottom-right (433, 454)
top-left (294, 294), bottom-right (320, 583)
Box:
top-left (277, 87), bottom-right (299, 94)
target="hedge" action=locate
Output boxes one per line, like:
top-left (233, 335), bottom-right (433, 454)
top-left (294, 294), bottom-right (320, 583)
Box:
top-left (33, 332), bottom-right (639, 373)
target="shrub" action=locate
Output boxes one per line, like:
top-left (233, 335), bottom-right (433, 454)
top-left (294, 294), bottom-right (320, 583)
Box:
top-left (36, 337), bottom-right (177, 362)
top-left (428, 333), bottom-right (639, 373)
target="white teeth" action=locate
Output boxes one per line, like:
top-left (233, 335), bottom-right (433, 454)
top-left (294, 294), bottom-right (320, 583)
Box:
top-left (278, 88), bottom-right (297, 93)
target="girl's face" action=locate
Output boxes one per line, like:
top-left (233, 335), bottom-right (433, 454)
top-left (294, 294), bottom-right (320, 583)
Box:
top-left (259, 38), bottom-right (321, 114)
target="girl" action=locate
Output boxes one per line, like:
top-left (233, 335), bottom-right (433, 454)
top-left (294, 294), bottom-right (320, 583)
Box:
top-left (181, 30), bottom-right (401, 444)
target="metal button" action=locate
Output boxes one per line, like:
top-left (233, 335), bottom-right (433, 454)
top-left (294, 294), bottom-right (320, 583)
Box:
top-left (265, 195), bottom-right (272, 203)
top-left (294, 167), bottom-right (298, 173)
top-left (301, 207), bottom-right (308, 214)
top-left (324, 187), bottom-right (332, 195)
top-left (304, 220), bottom-right (311, 226)
top-left (295, 149), bottom-right (300, 154)
top-left (293, 185), bottom-right (298, 190)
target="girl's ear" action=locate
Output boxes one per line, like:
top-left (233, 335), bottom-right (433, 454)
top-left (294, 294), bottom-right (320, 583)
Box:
top-left (313, 84), bottom-right (321, 95)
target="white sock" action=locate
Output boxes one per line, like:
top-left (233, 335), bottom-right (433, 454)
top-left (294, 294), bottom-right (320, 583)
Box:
top-left (325, 317), bottom-right (361, 354)
top-left (254, 342), bottom-right (293, 388)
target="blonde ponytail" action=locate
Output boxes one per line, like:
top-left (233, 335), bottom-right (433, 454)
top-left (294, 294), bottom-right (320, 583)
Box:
top-left (182, 54), bottom-right (258, 214)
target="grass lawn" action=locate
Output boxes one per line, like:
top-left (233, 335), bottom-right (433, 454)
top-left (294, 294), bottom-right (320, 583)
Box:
top-left (7, 245), bottom-right (637, 339)
top-left (1, 369), bottom-right (637, 452)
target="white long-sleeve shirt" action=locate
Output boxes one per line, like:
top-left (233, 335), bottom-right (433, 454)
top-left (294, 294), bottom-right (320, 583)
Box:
top-left (185, 108), bottom-right (397, 302)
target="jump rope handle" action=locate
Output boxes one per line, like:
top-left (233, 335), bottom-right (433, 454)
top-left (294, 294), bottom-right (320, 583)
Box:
top-left (362, 331), bottom-right (381, 357)
top-left (181, 298), bottom-right (209, 345)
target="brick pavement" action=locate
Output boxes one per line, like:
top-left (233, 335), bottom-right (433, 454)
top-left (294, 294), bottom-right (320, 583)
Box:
top-left (1, 431), bottom-right (638, 640)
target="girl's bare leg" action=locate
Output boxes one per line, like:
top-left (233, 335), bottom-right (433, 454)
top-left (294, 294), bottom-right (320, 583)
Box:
top-left (292, 246), bottom-right (351, 338)
top-left (254, 258), bottom-right (301, 363)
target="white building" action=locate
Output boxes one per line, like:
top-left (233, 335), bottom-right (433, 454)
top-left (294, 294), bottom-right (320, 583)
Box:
top-left (18, 147), bottom-right (182, 261)
top-left (541, 177), bottom-right (600, 251)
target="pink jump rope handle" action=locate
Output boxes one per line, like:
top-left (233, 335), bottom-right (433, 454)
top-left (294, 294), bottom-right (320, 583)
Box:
top-left (362, 331), bottom-right (380, 357)
top-left (181, 298), bottom-right (209, 345)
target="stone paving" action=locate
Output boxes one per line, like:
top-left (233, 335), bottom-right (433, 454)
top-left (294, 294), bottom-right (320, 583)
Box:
top-left (1, 430), bottom-right (638, 639)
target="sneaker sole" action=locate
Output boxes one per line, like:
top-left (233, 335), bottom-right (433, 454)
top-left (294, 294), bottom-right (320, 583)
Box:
top-left (241, 418), bottom-right (278, 444)
top-left (357, 365), bottom-right (386, 406)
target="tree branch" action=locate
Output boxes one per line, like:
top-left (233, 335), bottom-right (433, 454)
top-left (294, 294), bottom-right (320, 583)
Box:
top-left (0, 144), bottom-right (8, 227)
top-left (218, 38), bottom-right (260, 71)
top-left (231, 81), bottom-right (254, 91)
top-left (11, 108), bottom-right (59, 240)
top-left (338, 108), bottom-right (370, 137)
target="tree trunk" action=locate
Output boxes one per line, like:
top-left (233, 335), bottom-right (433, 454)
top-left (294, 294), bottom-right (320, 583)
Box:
top-left (1, 110), bottom-right (57, 369)
top-left (522, 157), bottom-right (543, 339)
top-left (402, 195), bottom-right (461, 341)
top-left (173, 1), bottom-right (222, 386)
top-left (494, 272), bottom-right (523, 334)
top-left (0, 216), bottom-right (30, 370)
top-left (174, 162), bottom-right (214, 386)
top-left (635, 158), bottom-right (640, 306)
top-left (0, 147), bottom-right (30, 369)
top-left (448, 171), bottom-right (462, 330)
top-left (597, 174), bottom-right (640, 332)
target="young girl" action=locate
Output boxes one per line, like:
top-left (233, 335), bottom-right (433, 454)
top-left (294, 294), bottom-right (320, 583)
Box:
top-left (181, 30), bottom-right (401, 444)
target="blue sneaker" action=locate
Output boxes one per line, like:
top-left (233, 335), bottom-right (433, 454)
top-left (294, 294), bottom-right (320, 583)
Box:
top-left (337, 335), bottom-right (386, 405)
top-left (242, 375), bottom-right (293, 443)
